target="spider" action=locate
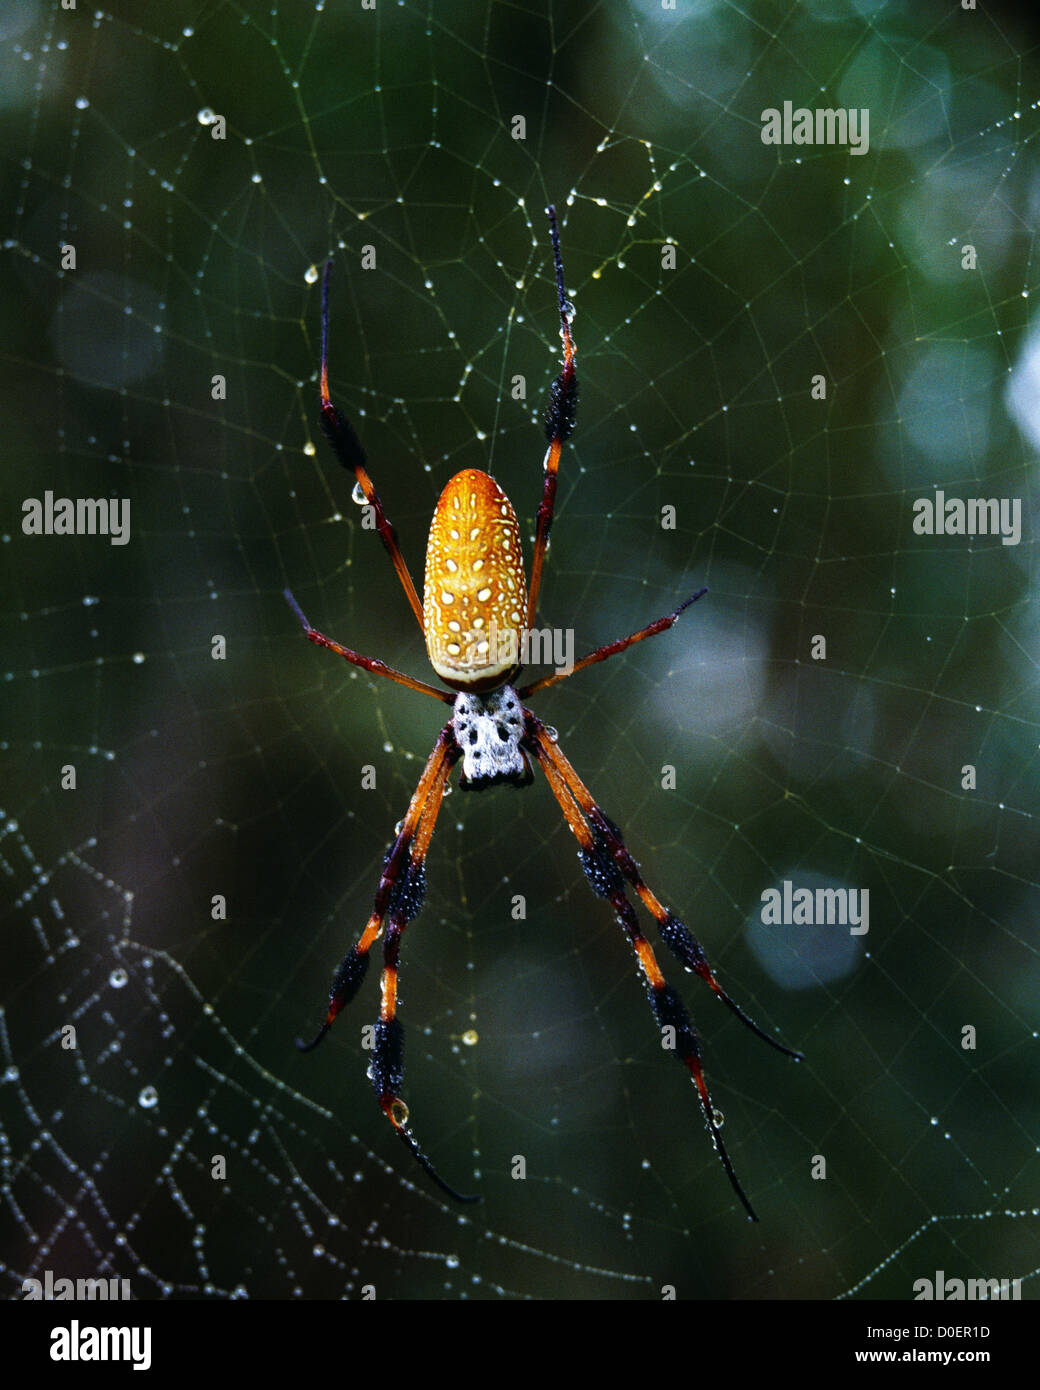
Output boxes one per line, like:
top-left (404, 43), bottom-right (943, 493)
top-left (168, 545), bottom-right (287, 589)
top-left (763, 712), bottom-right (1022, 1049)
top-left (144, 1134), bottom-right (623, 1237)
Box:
top-left (288, 206), bottom-right (801, 1219)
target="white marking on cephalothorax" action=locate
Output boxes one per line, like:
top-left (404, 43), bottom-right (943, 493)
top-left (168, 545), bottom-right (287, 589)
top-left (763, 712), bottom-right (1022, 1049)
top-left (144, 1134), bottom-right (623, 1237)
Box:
top-left (452, 685), bottom-right (526, 786)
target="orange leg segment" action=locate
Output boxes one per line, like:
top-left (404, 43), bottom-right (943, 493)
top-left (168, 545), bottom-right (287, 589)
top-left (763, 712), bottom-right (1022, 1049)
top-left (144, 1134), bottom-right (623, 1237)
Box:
top-left (527, 718), bottom-right (764, 1221)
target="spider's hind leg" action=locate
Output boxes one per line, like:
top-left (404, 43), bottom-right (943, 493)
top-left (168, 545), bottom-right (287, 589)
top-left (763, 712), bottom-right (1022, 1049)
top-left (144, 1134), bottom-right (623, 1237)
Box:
top-left (316, 261), bottom-right (425, 631)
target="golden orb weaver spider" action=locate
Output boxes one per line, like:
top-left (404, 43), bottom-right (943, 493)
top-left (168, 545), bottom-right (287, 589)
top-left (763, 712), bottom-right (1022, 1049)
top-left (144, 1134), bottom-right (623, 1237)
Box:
top-left (288, 207), bottom-right (801, 1218)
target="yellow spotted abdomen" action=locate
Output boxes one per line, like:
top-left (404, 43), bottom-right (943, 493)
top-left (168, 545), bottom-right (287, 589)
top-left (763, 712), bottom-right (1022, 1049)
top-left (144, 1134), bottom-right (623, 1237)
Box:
top-left (424, 469), bottom-right (527, 691)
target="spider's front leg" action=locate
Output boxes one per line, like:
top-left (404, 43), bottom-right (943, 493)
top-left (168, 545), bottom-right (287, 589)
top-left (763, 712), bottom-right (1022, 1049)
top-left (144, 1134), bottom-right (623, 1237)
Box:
top-left (297, 726), bottom-right (478, 1203)
top-left (526, 714), bottom-right (800, 1221)
top-left (295, 730), bottom-right (452, 1053)
top-left (537, 729), bottom-right (804, 1062)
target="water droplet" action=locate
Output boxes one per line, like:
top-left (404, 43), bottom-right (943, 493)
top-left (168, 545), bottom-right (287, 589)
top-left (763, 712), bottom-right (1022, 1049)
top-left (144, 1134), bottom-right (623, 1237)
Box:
top-left (351, 481), bottom-right (366, 506)
top-left (389, 1097), bottom-right (409, 1126)
top-left (109, 968), bottom-right (128, 989)
top-left (461, 1029), bottom-right (478, 1046)
top-left (544, 725), bottom-right (558, 742)
top-left (138, 1085), bottom-right (159, 1109)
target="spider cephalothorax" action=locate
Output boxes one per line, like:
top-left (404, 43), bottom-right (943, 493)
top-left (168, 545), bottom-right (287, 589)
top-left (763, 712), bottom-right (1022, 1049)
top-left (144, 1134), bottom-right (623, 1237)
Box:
top-left (452, 687), bottom-right (531, 789)
top-left (287, 207), bottom-right (801, 1217)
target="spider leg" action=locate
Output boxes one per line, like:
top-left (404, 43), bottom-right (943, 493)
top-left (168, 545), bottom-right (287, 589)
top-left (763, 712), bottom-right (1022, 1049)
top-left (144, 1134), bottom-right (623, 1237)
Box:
top-left (296, 726), bottom-right (456, 1052)
top-left (528, 717), bottom-right (783, 1221)
top-left (284, 589), bottom-right (451, 703)
top-left (296, 726), bottom-right (477, 1202)
top-left (370, 751), bottom-right (479, 1204)
top-left (317, 260), bottom-right (425, 631)
top-left (527, 205), bottom-right (578, 629)
top-left (534, 727), bottom-right (803, 1062)
top-left (518, 588), bottom-right (707, 700)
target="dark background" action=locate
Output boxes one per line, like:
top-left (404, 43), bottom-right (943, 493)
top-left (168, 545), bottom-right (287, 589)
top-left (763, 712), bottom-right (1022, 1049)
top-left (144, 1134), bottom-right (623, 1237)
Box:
top-left (1, 0), bottom-right (1038, 1300)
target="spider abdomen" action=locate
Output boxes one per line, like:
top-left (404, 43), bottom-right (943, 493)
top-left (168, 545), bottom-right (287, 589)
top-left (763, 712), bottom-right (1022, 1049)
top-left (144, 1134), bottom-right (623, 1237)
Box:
top-left (424, 469), bottom-right (527, 691)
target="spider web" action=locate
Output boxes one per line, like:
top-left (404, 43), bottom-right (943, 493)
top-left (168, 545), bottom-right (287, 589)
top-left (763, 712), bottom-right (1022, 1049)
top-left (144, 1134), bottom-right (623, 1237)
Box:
top-left (1, 0), bottom-right (1039, 1304)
